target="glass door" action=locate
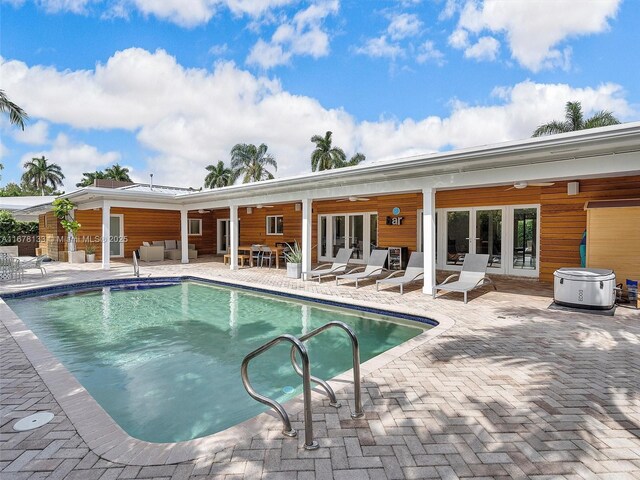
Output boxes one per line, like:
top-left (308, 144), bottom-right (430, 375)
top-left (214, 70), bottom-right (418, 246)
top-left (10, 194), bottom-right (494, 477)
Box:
top-left (217, 219), bottom-right (230, 254)
top-left (475, 209), bottom-right (502, 270)
top-left (446, 210), bottom-right (469, 266)
top-left (348, 214), bottom-right (364, 260)
top-left (109, 215), bottom-right (124, 257)
top-left (509, 207), bottom-right (538, 275)
top-left (332, 216), bottom-right (346, 256)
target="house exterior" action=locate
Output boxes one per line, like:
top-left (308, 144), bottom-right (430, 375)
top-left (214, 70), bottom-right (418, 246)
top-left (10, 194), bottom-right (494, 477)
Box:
top-left (26, 122), bottom-right (640, 294)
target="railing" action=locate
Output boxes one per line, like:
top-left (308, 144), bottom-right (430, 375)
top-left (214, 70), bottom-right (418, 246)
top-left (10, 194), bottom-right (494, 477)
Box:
top-left (241, 321), bottom-right (363, 450)
top-left (132, 250), bottom-right (140, 278)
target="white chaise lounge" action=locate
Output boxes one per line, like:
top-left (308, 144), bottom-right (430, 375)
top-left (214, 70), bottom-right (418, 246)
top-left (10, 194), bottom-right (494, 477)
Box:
top-left (336, 248), bottom-right (388, 288)
top-left (432, 253), bottom-right (496, 304)
top-left (302, 248), bottom-right (353, 283)
top-left (376, 252), bottom-right (424, 294)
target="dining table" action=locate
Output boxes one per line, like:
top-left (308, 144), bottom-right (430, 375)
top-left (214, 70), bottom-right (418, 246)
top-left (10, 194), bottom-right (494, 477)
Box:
top-left (238, 245), bottom-right (287, 268)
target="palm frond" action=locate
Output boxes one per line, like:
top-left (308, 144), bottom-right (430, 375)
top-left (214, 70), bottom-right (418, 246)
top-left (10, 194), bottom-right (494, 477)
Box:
top-left (583, 110), bottom-right (621, 129)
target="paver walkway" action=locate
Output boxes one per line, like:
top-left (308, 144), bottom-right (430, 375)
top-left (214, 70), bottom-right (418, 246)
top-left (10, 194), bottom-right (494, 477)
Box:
top-left (2, 257), bottom-right (639, 479)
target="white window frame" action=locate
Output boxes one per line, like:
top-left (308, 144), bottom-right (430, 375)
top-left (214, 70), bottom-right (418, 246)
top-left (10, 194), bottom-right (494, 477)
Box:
top-left (317, 211), bottom-right (377, 264)
top-left (188, 218), bottom-right (202, 236)
top-left (266, 215), bottom-right (284, 235)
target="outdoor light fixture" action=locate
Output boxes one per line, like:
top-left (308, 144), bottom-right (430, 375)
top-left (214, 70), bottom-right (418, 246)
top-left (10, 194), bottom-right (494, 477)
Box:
top-left (247, 207), bottom-right (253, 214)
top-left (295, 203), bottom-right (301, 211)
top-left (567, 181), bottom-right (580, 196)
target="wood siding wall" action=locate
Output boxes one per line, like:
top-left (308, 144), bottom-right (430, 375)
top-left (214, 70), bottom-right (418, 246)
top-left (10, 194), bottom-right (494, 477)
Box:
top-left (36, 175), bottom-right (639, 283)
top-left (38, 212), bottom-right (66, 260)
top-left (539, 175), bottom-right (640, 282)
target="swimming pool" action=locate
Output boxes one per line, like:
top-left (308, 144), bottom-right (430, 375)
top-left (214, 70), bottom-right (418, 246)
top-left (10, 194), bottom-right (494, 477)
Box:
top-left (5, 279), bottom-right (428, 443)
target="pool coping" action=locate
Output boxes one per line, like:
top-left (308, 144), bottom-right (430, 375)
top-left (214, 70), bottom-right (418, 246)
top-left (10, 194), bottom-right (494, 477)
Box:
top-left (0, 275), bottom-right (455, 466)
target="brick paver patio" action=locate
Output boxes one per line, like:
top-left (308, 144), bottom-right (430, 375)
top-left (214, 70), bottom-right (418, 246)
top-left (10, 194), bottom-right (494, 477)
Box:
top-left (1, 256), bottom-right (639, 479)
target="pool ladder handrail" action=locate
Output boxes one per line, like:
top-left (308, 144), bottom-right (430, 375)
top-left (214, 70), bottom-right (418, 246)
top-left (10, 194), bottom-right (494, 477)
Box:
top-left (240, 320), bottom-right (364, 450)
top-left (132, 250), bottom-right (140, 278)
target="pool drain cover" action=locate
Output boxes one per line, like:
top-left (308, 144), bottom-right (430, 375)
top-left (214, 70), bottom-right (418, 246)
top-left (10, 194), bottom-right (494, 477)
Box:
top-left (13, 412), bottom-right (54, 431)
top-left (282, 386), bottom-right (295, 394)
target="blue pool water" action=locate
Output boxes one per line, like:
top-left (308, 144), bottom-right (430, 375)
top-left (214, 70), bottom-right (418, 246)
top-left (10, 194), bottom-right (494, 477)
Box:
top-left (6, 281), bottom-right (426, 443)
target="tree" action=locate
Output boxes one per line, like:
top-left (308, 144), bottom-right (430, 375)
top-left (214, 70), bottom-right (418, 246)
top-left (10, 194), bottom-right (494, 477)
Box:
top-left (310, 131), bottom-right (346, 171)
top-left (230, 143), bottom-right (277, 183)
top-left (532, 101), bottom-right (621, 137)
top-left (0, 90), bottom-right (28, 130)
top-left (76, 171), bottom-right (106, 188)
top-left (340, 152), bottom-right (366, 168)
top-left (104, 163), bottom-right (132, 182)
top-left (204, 161), bottom-right (233, 188)
top-left (21, 156), bottom-right (65, 196)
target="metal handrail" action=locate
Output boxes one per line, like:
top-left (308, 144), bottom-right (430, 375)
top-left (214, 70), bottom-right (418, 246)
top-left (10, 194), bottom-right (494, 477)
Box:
top-left (289, 348), bottom-right (341, 408)
top-left (241, 334), bottom-right (319, 450)
top-left (132, 250), bottom-right (140, 278)
top-left (294, 321), bottom-right (364, 418)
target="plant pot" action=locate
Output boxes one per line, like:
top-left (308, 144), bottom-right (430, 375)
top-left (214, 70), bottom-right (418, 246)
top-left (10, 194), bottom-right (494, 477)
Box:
top-left (68, 250), bottom-right (86, 264)
top-left (86, 253), bottom-right (96, 263)
top-left (287, 262), bottom-right (302, 279)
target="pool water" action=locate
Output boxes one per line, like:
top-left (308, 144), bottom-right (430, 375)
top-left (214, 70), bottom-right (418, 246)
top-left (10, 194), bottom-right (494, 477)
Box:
top-left (6, 281), bottom-right (425, 443)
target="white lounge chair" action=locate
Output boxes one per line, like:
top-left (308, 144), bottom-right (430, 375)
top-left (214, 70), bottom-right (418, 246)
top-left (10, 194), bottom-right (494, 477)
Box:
top-left (376, 252), bottom-right (424, 294)
top-left (433, 253), bottom-right (496, 304)
top-left (303, 248), bottom-right (353, 282)
top-left (20, 255), bottom-right (48, 276)
top-left (336, 249), bottom-right (388, 288)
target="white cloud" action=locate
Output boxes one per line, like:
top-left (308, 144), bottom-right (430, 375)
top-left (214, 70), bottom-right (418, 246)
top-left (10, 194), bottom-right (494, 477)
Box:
top-left (12, 120), bottom-right (49, 145)
top-left (209, 43), bottom-right (230, 56)
top-left (20, 134), bottom-right (121, 188)
top-left (453, 0), bottom-right (621, 71)
top-left (36, 0), bottom-right (90, 14)
top-left (1, 49), bottom-right (634, 188)
top-left (463, 36), bottom-right (499, 61)
top-left (447, 28), bottom-right (468, 49)
top-left (354, 36), bottom-right (403, 60)
top-left (416, 40), bottom-right (444, 65)
top-left (387, 13), bottom-right (422, 40)
top-left (246, 1), bottom-right (339, 68)
top-left (130, 0), bottom-right (217, 27)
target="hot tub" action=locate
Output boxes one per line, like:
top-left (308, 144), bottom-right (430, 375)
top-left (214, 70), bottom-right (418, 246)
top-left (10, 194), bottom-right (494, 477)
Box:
top-left (553, 268), bottom-right (616, 310)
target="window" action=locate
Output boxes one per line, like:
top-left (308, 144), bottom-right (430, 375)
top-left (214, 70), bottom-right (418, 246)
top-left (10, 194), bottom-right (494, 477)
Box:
top-left (188, 218), bottom-right (202, 236)
top-left (266, 215), bottom-right (283, 235)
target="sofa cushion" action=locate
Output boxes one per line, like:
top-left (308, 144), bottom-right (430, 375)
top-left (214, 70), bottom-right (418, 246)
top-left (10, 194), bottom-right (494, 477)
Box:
top-left (143, 241), bottom-right (150, 247)
top-left (152, 241), bottom-right (164, 247)
top-left (165, 240), bottom-right (177, 249)
top-left (176, 241), bottom-right (182, 249)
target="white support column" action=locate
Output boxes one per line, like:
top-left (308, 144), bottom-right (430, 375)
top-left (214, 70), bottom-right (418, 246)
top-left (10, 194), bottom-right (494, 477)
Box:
top-left (180, 207), bottom-right (189, 264)
top-left (301, 198), bottom-right (313, 276)
top-left (422, 187), bottom-right (436, 294)
top-left (229, 204), bottom-right (239, 270)
top-left (101, 201), bottom-right (111, 270)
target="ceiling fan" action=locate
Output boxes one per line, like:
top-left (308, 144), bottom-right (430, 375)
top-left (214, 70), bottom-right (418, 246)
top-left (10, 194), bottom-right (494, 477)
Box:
top-left (197, 209), bottom-right (211, 214)
top-left (506, 181), bottom-right (555, 191)
top-left (250, 204), bottom-right (274, 209)
top-left (336, 196), bottom-right (370, 203)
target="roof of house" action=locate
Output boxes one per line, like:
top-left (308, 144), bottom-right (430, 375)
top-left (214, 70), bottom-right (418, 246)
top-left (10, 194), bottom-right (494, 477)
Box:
top-left (16, 121), bottom-right (640, 214)
top-left (0, 196), bottom-right (58, 212)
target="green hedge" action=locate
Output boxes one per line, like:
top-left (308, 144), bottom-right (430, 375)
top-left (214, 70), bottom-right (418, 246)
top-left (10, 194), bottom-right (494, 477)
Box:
top-left (0, 210), bottom-right (39, 246)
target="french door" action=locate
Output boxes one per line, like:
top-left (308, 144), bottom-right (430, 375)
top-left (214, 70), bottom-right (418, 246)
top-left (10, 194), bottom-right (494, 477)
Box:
top-left (318, 212), bottom-right (378, 264)
top-left (436, 205), bottom-right (539, 276)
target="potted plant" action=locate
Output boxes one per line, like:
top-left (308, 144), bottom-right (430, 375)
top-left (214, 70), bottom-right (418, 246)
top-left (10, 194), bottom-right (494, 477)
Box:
top-left (85, 243), bottom-right (96, 263)
top-left (52, 198), bottom-right (84, 263)
top-left (284, 241), bottom-right (303, 279)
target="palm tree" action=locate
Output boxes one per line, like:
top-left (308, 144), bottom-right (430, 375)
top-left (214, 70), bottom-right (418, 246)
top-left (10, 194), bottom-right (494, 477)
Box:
top-left (230, 143), bottom-right (277, 183)
top-left (532, 101), bottom-right (620, 137)
top-left (0, 90), bottom-right (28, 130)
top-left (21, 156), bottom-right (65, 195)
top-left (76, 171), bottom-right (106, 187)
top-left (310, 131), bottom-right (346, 171)
top-left (204, 161), bottom-right (233, 188)
top-left (104, 163), bottom-right (132, 181)
top-left (339, 152), bottom-right (366, 168)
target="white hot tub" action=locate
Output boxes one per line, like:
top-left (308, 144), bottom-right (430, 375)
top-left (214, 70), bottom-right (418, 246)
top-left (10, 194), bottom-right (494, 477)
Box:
top-left (553, 268), bottom-right (616, 310)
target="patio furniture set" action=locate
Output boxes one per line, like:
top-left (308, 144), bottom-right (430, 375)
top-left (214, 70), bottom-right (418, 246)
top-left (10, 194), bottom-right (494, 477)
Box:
top-left (139, 240), bottom-right (198, 262)
top-left (223, 244), bottom-right (290, 268)
top-left (0, 253), bottom-right (48, 282)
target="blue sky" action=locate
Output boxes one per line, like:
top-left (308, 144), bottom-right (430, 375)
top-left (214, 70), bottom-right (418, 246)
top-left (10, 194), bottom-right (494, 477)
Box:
top-left (1, 0), bottom-right (639, 189)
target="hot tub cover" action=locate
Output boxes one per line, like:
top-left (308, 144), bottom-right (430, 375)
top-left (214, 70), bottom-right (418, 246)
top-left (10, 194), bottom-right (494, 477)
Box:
top-left (554, 267), bottom-right (615, 281)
